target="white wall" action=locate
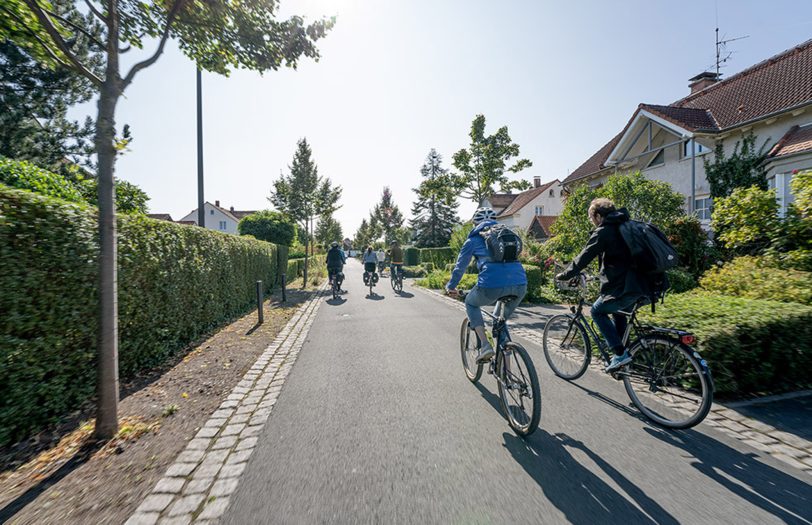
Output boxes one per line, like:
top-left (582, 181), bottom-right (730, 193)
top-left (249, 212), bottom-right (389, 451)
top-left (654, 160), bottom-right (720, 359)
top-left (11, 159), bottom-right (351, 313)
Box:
top-left (179, 203), bottom-right (240, 234)
top-left (498, 181), bottom-right (564, 231)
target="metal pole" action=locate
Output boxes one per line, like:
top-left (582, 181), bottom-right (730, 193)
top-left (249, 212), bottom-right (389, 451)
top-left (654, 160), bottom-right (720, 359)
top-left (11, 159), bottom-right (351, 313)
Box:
top-left (690, 139), bottom-right (696, 215)
top-left (281, 273), bottom-right (287, 303)
top-left (196, 67), bottom-right (205, 228)
top-left (256, 281), bottom-right (264, 324)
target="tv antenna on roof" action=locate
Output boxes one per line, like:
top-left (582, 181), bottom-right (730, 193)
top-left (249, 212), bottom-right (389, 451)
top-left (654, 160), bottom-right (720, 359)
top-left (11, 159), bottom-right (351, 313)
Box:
top-left (715, 27), bottom-right (749, 77)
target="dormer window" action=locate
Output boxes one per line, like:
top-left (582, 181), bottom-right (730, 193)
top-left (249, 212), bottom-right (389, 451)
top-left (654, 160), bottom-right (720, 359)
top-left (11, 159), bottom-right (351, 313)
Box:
top-left (682, 139), bottom-right (709, 158)
top-left (647, 149), bottom-right (665, 168)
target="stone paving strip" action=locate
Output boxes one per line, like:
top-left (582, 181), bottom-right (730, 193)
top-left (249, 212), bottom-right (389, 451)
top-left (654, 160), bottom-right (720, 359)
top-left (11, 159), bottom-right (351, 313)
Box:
top-left (126, 286), bottom-right (326, 525)
top-left (414, 284), bottom-right (812, 475)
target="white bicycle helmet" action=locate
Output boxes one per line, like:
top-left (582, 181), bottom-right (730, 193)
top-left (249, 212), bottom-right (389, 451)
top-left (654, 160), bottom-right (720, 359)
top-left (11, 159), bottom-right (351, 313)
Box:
top-left (472, 207), bottom-right (497, 224)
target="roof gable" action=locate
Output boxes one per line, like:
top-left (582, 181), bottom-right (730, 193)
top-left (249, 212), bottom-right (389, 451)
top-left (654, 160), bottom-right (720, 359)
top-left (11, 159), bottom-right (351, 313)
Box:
top-left (497, 180), bottom-right (558, 218)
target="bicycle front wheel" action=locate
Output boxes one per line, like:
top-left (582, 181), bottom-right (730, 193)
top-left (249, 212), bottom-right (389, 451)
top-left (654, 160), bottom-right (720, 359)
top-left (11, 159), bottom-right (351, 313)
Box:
top-left (543, 314), bottom-right (591, 380)
top-left (622, 335), bottom-right (713, 429)
top-left (497, 343), bottom-right (541, 436)
top-left (460, 319), bottom-right (483, 383)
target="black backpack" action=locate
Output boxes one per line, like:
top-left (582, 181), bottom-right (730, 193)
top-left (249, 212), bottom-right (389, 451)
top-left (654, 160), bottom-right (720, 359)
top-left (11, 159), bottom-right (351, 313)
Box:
top-left (619, 220), bottom-right (678, 298)
top-left (480, 224), bottom-right (523, 263)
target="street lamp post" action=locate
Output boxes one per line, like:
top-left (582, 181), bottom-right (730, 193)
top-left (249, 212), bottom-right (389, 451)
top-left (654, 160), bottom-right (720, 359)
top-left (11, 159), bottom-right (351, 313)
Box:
top-left (197, 67), bottom-right (205, 228)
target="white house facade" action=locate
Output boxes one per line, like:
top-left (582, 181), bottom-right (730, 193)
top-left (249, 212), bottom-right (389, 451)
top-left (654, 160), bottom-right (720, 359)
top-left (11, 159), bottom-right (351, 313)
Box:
top-left (481, 177), bottom-right (563, 239)
top-left (178, 201), bottom-right (256, 235)
top-left (563, 39), bottom-right (812, 224)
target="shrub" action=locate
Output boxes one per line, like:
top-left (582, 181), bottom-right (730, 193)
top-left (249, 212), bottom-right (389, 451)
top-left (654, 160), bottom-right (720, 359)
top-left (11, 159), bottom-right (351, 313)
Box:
top-left (419, 247), bottom-right (455, 268)
top-left (0, 185), bottom-right (286, 445)
top-left (523, 264), bottom-right (544, 301)
top-left (422, 262), bottom-right (435, 272)
top-left (712, 185), bottom-right (779, 255)
top-left (666, 267), bottom-right (698, 294)
top-left (642, 292), bottom-right (812, 395)
top-left (415, 270), bottom-right (476, 290)
top-left (404, 247), bottom-right (419, 266)
top-left (402, 265), bottom-right (427, 278)
top-left (699, 256), bottom-right (812, 305)
top-left (238, 210), bottom-right (296, 246)
top-left (666, 216), bottom-right (714, 278)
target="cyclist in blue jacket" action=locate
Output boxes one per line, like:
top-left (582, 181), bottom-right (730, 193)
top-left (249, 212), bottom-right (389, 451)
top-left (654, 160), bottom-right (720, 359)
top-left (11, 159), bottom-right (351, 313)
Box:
top-left (446, 207), bottom-right (527, 363)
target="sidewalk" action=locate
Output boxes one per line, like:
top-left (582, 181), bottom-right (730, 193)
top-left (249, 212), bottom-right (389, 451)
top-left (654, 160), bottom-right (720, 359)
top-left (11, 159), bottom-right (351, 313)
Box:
top-left (415, 285), bottom-right (812, 476)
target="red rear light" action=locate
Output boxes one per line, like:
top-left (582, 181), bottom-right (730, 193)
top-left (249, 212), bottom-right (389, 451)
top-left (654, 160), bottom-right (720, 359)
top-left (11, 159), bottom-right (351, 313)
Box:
top-left (681, 335), bottom-right (695, 345)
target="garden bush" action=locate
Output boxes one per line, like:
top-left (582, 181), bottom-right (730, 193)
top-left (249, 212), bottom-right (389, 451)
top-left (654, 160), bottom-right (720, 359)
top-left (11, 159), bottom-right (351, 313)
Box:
top-left (700, 256), bottom-right (812, 305)
top-left (404, 247), bottom-right (419, 266)
top-left (642, 292), bottom-right (812, 396)
top-left (402, 265), bottom-right (427, 278)
top-left (666, 216), bottom-right (715, 278)
top-left (418, 247), bottom-right (455, 268)
top-left (422, 262), bottom-right (435, 272)
top-left (0, 185), bottom-right (287, 446)
top-left (666, 267), bottom-right (698, 294)
top-left (415, 270), bottom-right (476, 290)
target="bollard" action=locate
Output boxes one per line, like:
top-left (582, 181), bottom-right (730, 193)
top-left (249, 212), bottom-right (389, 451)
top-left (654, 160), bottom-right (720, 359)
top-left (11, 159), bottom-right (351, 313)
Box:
top-left (281, 273), bottom-right (287, 303)
top-left (256, 280), bottom-right (264, 324)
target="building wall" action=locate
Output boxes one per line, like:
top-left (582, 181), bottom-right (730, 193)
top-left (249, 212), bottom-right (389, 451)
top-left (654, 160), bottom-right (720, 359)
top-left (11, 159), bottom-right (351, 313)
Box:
top-left (179, 203), bottom-right (239, 234)
top-left (498, 182), bottom-right (564, 231)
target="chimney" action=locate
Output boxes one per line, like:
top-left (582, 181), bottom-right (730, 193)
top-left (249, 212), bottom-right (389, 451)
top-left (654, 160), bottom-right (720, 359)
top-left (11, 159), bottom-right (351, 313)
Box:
top-left (215, 200), bottom-right (220, 207)
top-left (230, 206), bottom-right (234, 213)
top-left (688, 72), bottom-right (720, 94)
top-left (533, 176), bottom-right (541, 188)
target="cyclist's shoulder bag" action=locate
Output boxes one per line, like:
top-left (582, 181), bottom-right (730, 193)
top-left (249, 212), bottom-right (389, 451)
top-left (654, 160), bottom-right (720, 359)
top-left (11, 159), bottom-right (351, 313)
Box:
top-left (619, 220), bottom-right (678, 310)
top-left (480, 224), bottom-right (523, 263)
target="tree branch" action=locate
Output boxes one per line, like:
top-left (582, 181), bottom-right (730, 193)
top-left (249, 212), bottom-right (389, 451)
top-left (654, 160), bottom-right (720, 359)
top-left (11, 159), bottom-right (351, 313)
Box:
top-left (84, 0), bottom-right (107, 23)
top-left (22, 0), bottom-right (103, 86)
top-left (43, 8), bottom-right (106, 50)
top-left (121, 0), bottom-right (184, 89)
top-left (0, 5), bottom-right (73, 70)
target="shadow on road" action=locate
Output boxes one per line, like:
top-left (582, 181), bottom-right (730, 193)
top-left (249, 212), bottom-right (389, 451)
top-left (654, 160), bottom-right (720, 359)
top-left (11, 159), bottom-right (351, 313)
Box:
top-left (393, 291), bottom-right (414, 299)
top-left (365, 292), bottom-right (385, 300)
top-left (326, 297), bottom-right (347, 306)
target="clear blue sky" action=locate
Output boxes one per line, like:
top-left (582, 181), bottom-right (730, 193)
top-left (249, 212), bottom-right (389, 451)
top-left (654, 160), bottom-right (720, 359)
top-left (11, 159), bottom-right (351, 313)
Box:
top-left (73, 0), bottom-right (812, 235)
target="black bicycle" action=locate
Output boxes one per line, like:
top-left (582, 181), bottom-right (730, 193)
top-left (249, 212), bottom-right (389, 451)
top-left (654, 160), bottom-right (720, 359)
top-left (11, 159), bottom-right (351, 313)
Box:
top-left (390, 266), bottom-right (403, 293)
top-left (363, 268), bottom-right (378, 296)
top-left (459, 291), bottom-right (541, 436)
top-left (542, 273), bottom-right (713, 429)
top-left (330, 270), bottom-right (342, 300)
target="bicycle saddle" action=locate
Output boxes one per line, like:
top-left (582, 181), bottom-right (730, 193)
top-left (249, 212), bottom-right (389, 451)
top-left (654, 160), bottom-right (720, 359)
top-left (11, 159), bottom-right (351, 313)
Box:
top-left (498, 295), bottom-right (518, 302)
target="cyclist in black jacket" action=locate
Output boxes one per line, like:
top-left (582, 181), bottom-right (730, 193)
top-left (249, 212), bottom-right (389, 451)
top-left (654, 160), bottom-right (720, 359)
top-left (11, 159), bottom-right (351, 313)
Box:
top-left (326, 242), bottom-right (346, 291)
top-left (555, 198), bottom-right (647, 372)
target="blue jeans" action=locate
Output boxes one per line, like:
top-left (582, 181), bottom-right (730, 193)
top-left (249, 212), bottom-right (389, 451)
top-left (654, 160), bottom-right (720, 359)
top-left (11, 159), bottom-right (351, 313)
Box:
top-left (465, 285), bottom-right (527, 329)
top-left (591, 294), bottom-right (641, 354)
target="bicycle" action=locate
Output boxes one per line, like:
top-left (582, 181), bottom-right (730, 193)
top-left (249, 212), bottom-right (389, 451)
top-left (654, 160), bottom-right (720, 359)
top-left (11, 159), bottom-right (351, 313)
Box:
top-left (458, 291), bottom-right (541, 436)
top-left (363, 267), bottom-right (378, 296)
top-left (542, 272), bottom-right (714, 429)
top-left (329, 269), bottom-right (343, 300)
top-left (390, 265), bottom-right (403, 293)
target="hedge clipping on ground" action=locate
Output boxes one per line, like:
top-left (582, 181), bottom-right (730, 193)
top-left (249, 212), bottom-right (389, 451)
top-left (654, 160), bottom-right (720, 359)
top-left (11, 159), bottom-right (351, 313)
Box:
top-left (642, 291), bottom-right (812, 396)
top-left (0, 185), bottom-right (287, 446)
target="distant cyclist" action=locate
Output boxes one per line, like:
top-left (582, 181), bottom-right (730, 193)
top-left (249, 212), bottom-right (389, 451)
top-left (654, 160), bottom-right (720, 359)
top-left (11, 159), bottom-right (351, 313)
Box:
top-left (326, 241), bottom-right (346, 292)
top-left (555, 198), bottom-right (647, 372)
top-left (388, 240), bottom-right (404, 279)
top-left (446, 207), bottom-right (527, 363)
top-left (363, 246), bottom-right (379, 285)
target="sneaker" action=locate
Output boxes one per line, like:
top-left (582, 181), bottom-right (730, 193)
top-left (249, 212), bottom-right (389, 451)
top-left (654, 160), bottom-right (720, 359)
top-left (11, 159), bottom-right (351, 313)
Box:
top-left (605, 351), bottom-right (632, 372)
top-left (476, 345), bottom-right (495, 364)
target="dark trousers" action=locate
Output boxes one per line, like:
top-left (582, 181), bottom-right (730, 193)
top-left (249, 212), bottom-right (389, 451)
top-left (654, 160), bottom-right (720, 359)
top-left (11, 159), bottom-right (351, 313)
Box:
top-left (591, 294), bottom-right (641, 354)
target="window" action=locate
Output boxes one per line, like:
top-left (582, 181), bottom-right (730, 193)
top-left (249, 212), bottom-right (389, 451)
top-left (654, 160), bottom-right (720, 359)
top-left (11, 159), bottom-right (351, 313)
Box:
top-left (682, 139), bottom-right (709, 158)
top-left (210, 209), bottom-right (214, 215)
top-left (219, 220), bottom-right (227, 230)
top-left (534, 205), bottom-right (544, 216)
top-left (694, 197), bottom-right (713, 221)
top-left (549, 189), bottom-right (554, 197)
top-left (769, 172), bottom-right (797, 218)
top-left (647, 149), bottom-right (665, 168)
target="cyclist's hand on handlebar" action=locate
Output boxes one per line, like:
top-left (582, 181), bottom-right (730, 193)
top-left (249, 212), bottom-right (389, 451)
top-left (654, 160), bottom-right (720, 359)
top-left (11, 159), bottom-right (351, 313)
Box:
top-left (554, 272), bottom-right (568, 281)
top-left (446, 287), bottom-right (460, 298)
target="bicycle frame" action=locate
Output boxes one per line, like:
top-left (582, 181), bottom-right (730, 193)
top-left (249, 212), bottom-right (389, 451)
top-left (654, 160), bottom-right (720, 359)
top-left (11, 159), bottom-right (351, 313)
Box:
top-left (568, 297), bottom-right (643, 367)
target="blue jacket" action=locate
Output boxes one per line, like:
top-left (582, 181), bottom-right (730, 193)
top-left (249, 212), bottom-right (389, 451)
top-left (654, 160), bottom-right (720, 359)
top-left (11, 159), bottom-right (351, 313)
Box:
top-left (446, 220), bottom-right (527, 290)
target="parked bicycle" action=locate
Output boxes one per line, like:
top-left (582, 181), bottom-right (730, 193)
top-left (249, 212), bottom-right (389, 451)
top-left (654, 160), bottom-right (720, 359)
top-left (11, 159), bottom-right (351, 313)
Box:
top-left (542, 272), bottom-right (713, 429)
top-left (458, 290), bottom-right (541, 436)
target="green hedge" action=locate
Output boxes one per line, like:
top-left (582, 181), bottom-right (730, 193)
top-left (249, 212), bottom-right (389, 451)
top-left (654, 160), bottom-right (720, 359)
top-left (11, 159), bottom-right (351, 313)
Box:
top-left (416, 270), bottom-right (477, 290)
top-left (667, 267), bottom-right (698, 294)
top-left (642, 292), bottom-right (812, 396)
top-left (700, 256), bottom-right (812, 305)
top-left (422, 262), bottom-right (435, 272)
top-left (0, 185), bottom-right (287, 446)
top-left (286, 255), bottom-right (327, 280)
top-left (402, 265), bottom-right (427, 278)
top-left (419, 247), bottom-right (455, 268)
top-left (404, 247), bottom-right (419, 266)
top-left (0, 157), bottom-right (87, 203)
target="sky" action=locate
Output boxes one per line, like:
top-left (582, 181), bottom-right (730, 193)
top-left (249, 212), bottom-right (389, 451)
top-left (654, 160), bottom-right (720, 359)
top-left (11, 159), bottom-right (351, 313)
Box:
top-left (71, 0), bottom-right (812, 236)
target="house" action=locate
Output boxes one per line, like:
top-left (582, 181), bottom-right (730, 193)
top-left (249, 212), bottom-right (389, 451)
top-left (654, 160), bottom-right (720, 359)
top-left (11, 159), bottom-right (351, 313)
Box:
top-left (178, 200), bottom-right (257, 234)
top-left (563, 39), bottom-right (812, 222)
top-left (480, 176), bottom-right (563, 239)
top-left (147, 213), bottom-right (173, 222)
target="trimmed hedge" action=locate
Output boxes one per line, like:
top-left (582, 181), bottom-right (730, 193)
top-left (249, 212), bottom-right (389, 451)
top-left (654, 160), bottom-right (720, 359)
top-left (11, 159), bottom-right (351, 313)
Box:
top-left (422, 262), bottom-right (435, 272)
top-left (0, 185), bottom-right (287, 445)
top-left (416, 270), bottom-right (477, 290)
top-left (667, 267), bottom-right (698, 294)
top-left (642, 292), bottom-right (812, 396)
top-left (404, 247), bottom-right (419, 266)
top-left (700, 256), bottom-right (812, 305)
top-left (0, 157), bottom-right (87, 203)
top-left (402, 265), bottom-right (427, 278)
top-left (419, 247), bottom-right (455, 268)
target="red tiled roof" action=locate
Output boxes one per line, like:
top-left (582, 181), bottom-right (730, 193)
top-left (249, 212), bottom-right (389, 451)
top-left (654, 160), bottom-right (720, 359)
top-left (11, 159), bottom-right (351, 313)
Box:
top-left (497, 180), bottom-right (558, 218)
top-left (770, 125), bottom-right (812, 158)
top-left (147, 213), bottom-right (173, 222)
top-left (530, 215), bottom-right (558, 237)
top-left (177, 220), bottom-right (196, 225)
top-left (564, 39), bottom-right (812, 185)
top-left (489, 193), bottom-right (518, 211)
top-left (230, 210), bottom-right (257, 220)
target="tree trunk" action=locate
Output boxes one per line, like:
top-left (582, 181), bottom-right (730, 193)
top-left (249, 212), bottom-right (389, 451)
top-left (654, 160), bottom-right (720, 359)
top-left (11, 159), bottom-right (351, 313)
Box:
top-left (302, 216), bottom-right (309, 289)
top-left (94, 3), bottom-right (121, 440)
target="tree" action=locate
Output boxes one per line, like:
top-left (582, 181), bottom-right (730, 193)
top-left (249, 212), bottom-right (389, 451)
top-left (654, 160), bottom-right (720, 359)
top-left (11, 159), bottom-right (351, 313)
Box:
top-left (353, 218), bottom-right (373, 250)
top-left (704, 133), bottom-right (770, 199)
top-left (0, 1), bottom-right (102, 173)
top-left (238, 210), bottom-right (296, 246)
top-left (410, 149), bottom-right (459, 247)
top-left (1, 0), bottom-right (334, 439)
top-left (270, 138), bottom-right (341, 286)
top-left (451, 114), bottom-right (532, 204)
top-left (370, 186), bottom-right (404, 245)
top-left (315, 214), bottom-right (342, 248)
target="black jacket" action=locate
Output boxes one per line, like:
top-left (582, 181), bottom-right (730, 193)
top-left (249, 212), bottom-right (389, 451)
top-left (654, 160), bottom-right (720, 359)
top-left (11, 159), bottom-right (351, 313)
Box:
top-left (562, 208), bottom-right (647, 300)
top-left (326, 247), bottom-right (345, 269)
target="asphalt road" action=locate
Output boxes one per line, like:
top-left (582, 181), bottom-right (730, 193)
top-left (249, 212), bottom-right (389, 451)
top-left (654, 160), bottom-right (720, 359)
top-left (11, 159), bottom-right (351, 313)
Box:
top-left (224, 259), bottom-right (812, 525)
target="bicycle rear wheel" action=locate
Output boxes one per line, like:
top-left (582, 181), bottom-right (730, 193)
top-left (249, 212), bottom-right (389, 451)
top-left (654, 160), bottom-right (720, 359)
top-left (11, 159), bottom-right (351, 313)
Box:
top-left (332, 281), bottom-right (339, 300)
top-left (622, 335), bottom-right (713, 429)
top-left (543, 314), bottom-right (591, 380)
top-left (394, 276), bottom-right (403, 293)
top-left (460, 319), bottom-right (482, 383)
top-left (497, 343), bottom-right (541, 436)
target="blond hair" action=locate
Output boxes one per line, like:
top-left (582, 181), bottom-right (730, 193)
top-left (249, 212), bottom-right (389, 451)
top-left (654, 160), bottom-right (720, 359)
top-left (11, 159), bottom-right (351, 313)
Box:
top-left (588, 198), bottom-right (616, 222)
